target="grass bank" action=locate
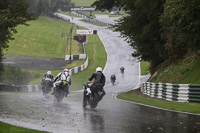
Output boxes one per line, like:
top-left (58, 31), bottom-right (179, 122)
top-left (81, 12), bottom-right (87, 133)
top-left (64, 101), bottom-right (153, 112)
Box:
top-left (117, 89), bottom-right (200, 114)
top-left (140, 61), bottom-right (150, 75)
top-left (150, 53), bottom-right (200, 84)
top-left (0, 121), bottom-right (47, 133)
top-left (5, 16), bottom-right (82, 58)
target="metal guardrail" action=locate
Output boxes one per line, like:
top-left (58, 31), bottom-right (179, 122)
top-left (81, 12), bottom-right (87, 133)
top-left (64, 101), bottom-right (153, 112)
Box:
top-left (0, 84), bottom-right (41, 92)
top-left (141, 82), bottom-right (200, 102)
top-left (72, 11), bottom-right (114, 28)
top-left (65, 54), bottom-right (86, 60)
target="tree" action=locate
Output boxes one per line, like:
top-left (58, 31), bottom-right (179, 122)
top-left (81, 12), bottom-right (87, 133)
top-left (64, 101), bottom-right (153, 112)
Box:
top-left (26, 0), bottom-right (72, 15)
top-left (0, 0), bottom-right (35, 77)
top-left (160, 0), bottom-right (200, 59)
top-left (92, 0), bottom-right (166, 71)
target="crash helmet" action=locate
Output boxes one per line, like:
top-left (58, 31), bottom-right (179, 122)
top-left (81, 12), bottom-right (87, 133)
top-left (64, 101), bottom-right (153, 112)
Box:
top-left (47, 71), bottom-right (51, 75)
top-left (96, 67), bottom-right (102, 72)
top-left (63, 68), bottom-right (69, 72)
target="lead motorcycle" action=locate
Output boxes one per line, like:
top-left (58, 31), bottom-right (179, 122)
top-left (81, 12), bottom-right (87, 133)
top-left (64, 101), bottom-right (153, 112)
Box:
top-left (54, 81), bottom-right (69, 102)
top-left (82, 82), bottom-right (105, 108)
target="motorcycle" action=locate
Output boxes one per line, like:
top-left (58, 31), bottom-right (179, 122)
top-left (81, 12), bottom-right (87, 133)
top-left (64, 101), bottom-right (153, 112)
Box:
top-left (82, 82), bottom-right (105, 108)
top-left (41, 80), bottom-right (53, 96)
top-left (54, 81), bottom-right (69, 102)
top-left (110, 75), bottom-right (116, 85)
top-left (120, 67), bottom-right (125, 75)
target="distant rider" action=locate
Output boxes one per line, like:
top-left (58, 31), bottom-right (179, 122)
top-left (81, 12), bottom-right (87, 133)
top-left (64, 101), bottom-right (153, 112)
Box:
top-left (52, 68), bottom-right (72, 96)
top-left (41, 71), bottom-right (54, 90)
top-left (89, 67), bottom-right (106, 99)
top-left (120, 66), bottom-right (125, 74)
top-left (110, 74), bottom-right (116, 84)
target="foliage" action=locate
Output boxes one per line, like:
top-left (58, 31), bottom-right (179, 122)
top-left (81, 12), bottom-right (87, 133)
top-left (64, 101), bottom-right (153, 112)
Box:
top-left (150, 53), bottom-right (200, 84)
top-left (0, 0), bottom-right (35, 79)
top-left (93, 0), bottom-right (200, 74)
top-left (93, 0), bottom-right (166, 72)
top-left (0, 66), bottom-right (32, 85)
top-left (160, 0), bottom-right (200, 60)
top-left (26, 0), bottom-right (73, 16)
top-left (141, 61), bottom-right (150, 75)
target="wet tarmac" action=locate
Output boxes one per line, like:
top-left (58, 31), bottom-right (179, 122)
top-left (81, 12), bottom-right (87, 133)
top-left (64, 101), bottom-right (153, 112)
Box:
top-left (0, 92), bottom-right (200, 133)
top-left (0, 14), bottom-right (200, 133)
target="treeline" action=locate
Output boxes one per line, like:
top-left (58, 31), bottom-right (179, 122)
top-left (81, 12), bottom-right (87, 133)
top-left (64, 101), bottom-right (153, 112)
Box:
top-left (93, 0), bottom-right (200, 72)
top-left (26, 0), bottom-right (74, 15)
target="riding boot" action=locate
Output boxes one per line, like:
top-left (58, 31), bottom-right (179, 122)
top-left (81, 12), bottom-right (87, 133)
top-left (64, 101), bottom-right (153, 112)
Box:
top-left (51, 87), bottom-right (55, 95)
top-left (98, 90), bottom-right (106, 101)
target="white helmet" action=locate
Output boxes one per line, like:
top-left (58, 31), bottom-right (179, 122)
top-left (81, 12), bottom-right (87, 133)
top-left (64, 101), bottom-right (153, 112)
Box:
top-left (96, 67), bottom-right (102, 72)
top-left (63, 68), bottom-right (69, 72)
top-left (47, 71), bottom-right (51, 75)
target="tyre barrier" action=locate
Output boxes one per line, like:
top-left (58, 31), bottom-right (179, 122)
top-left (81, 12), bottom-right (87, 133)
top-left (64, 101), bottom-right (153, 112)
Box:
top-left (69, 56), bottom-right (88, 75)
top-left (141, 82), bottom-right (200, 103)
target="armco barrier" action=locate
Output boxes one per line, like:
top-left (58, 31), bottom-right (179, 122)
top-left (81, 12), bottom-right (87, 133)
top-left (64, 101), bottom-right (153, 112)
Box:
top-left (65, 54), bottom-right (86, 60)
top-left (0, 84), bottom-right (41, 92)
top-left (17, 85), bottom-right (41, 92)
top-left (141, 82), bottom-right (200, 102)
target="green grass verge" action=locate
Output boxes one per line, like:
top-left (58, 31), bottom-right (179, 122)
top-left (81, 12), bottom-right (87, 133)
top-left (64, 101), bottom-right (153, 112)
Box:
top-left (0, 121), bottom-right (47, 133)
top-left (117, 89), bottom-right (200, 114)
top-left (5, 16), bottom-right (82, 58)
top-left (151, 53), bottom-right (200, 84)
top-left (140, 61), bottom-right (150, 75)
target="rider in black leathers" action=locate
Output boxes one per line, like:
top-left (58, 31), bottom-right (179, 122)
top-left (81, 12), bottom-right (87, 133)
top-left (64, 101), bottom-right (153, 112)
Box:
top-left (89, 67), bottom-right (106, 98)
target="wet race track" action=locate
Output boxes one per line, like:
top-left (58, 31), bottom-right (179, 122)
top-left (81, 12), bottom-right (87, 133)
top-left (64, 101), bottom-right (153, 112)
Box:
top-left (0, 14), bottom-right (200, 133)
top-left (0, 92), bottom-right (200, 133)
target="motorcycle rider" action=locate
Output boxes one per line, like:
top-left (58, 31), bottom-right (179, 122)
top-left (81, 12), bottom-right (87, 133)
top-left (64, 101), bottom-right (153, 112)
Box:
top-left (120, 66), bottom-right (125, 74)
top-left (88, 67), bottom-right (106, 100)
top-left (41, 71), bottom-right (54, 91)
top-left (110, 74), bottom-right (116, 84)
top-left (52, 68), bottom-right (72, 96)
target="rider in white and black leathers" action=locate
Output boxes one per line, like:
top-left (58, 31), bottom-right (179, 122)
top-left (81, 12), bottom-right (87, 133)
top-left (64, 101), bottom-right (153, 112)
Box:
top-left (52, 68), bottom-right (72, 95)
top-left (89, 67), bottom-right (106, 97)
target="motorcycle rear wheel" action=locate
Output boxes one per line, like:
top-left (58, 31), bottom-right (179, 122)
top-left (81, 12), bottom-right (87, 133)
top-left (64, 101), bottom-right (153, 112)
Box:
top-left (90, 93), bottom-right (99, 108)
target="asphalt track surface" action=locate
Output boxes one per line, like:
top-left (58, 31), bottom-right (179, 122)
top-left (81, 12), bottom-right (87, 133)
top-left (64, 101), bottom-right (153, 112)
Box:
top-left (0, 14), bottom-right (200, 133)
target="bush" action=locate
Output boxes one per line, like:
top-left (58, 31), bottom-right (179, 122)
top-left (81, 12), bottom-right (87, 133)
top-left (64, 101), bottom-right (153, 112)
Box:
top-left (0, 65), bottom-right (32, 85)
